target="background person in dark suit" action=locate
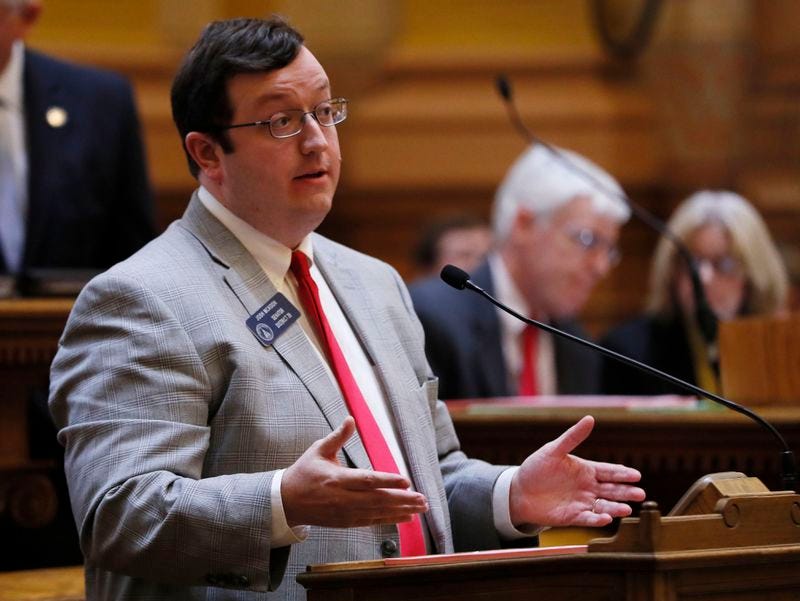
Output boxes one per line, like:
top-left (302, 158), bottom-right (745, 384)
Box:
top-left (410, 144), bottom-right (630, 400)
top-left (0, 0), bottom-right (154, 287)
top-left (0, 0), bottom-right (154, 571)
top-left (411, 213), bottom-right (493, 280)
top-left (601, 190), bottom-right (789, 396)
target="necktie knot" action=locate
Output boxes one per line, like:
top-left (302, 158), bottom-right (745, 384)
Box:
top-left (290, 250), bottom-right (310, 280)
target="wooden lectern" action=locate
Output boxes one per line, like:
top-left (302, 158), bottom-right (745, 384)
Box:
top-left (719, 312), bottom-right (800, 406)
top-left (298, 473), bottom-right (800, 600)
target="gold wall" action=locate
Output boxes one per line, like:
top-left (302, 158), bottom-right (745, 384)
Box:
top-left (26, 0), bottom-right (800, 334)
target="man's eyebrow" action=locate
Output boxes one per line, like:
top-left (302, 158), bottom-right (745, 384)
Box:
top-left (254, 78), bottom-right (332, 106)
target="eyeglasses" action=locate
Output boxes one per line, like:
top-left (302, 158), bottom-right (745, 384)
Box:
top-left (563, 227), bottom-right (621, 266)
top-left (220, 97), bottom-right (348, 139)
top-left (692, 255), bottom-right (744, 278)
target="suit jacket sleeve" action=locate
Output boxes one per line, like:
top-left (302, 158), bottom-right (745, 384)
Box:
top-left (49, 272), bottom-right (287, 592)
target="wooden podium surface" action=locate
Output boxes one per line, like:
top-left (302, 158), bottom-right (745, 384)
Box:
top-left (300, 545), bottom-right (800, 601)
top-left (299, 486), bottom-right (800, 601)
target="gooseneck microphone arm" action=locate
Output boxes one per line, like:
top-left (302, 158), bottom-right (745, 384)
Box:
top-left (495, 74), bottom-right (719, 360)
top-left (440, 264), bottom-right (797, 492)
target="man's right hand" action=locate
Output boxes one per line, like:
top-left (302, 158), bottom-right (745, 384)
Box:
top-left (281, 417), bottom-right (429, 528)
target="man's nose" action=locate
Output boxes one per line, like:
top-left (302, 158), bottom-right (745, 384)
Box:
top-left (299, 114), bottom-right (329, 153)
top-left (588, 248), bottom-right (612, 277)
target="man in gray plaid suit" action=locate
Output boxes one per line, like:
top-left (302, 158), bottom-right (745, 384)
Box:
top-left (48, 16), bottom-right (645, 600)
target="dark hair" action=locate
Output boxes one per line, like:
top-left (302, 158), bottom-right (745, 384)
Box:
top-left (413, 213), bottom-right (489, 270)
top-left (170, 16), bottom-right (304, 178)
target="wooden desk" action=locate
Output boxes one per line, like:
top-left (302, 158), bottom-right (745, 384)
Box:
top-left (0, 299), bottom-right (81, 570)
top-left (2, 300), bottom-right (799, 569)
top-left (447, 398), bottom-right (800, 511)
top-left (0, 299), bottom-right (72, 468)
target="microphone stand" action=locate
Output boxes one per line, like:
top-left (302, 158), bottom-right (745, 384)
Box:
top-left (441, 264), bottom-right (797, 492)
top-left (495, 74), bottom-right (719, 367)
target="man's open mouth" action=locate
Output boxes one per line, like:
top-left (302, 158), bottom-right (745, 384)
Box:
top-left (295, 171), bottom-right (325, 180)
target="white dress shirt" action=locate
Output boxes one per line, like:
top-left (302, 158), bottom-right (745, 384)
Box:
top-left (0, 41), bottom-right (28, 272)
top-left (489, 253), bottom-right (557, 395)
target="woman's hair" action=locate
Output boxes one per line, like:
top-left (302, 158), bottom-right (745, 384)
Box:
top-left (646, 190), bottom-right (789, 317)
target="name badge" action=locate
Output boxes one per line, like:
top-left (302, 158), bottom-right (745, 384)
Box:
top-left (246, 293), bottom-right (300, 347)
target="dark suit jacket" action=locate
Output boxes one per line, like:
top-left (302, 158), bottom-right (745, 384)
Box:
top-left (14, 49), bottom-right (154, 274)
top-left (2, 50), bottom-right (155, 571)
top-left (600, 314), bottom-right (696, 395)
top-left (409, 261), bottom-right (601, 400)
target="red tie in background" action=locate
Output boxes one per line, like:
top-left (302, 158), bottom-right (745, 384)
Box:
top-left (518, 325), bottom-right (539, 396)
top-left (290, 251), bottom-right (426, 556)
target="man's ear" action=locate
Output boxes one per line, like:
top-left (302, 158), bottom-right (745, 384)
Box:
top-left (9, 1), bottom-right (42, 41)
top-left (21, 1), bottom-right (41, 28)
top-left (510, 208), bottom-right (537, 237)
top-left (185, 132), bottom-right (224, 185)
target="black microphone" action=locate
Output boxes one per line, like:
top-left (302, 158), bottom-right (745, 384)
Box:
top-left (440, 263), bottom-right (797, 492)
top-left (494, 74), bottom-right (719, 366)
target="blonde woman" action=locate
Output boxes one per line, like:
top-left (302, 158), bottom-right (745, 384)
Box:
top-left (601, 190), bottom-right (789, 395)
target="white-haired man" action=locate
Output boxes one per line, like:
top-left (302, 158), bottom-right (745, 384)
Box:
top-left (410, 144), bottom-right (630, 400)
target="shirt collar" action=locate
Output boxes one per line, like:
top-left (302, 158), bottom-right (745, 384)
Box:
top-left (0, 41), bottom-right (24, 110)
top-left (197, 185), bottom-right (314, 284)
top-left (489, 252), bottom-right (530, 337)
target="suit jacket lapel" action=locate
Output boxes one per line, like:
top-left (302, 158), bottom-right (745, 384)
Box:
top-left (471, 262), bottom-right (510, 396)
top-left (22, 50), bottom-right (63, 268)
top-left (178, 195), bottom-right (370, 469)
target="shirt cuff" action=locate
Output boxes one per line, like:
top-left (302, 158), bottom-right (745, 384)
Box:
top-left (492, 467), bottom-right (547, 540)
top-left (271, 468), bottom-right (310, 547)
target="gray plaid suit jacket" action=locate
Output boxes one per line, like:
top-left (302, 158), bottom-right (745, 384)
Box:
top-left (49, 193), bottom-right (508, 600)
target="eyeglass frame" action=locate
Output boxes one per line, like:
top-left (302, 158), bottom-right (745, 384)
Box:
top-left (217, 97), bottom-right (348, 139)
top-left (562, 226), bottom-right (622, 266)
top-left (688, 254), bottom-right (744, 278)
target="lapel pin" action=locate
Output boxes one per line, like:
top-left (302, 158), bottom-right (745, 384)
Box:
top-left (45, 106), bottom-right (68, 128)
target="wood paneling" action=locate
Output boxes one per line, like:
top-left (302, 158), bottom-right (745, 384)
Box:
top-left (24, 0), bottom-right (800, 334)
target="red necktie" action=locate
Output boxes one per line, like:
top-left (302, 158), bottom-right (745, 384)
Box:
top-left (290, 251), bottom-right (426, 556)
top-left (518, 325), bottom-right (539, 396)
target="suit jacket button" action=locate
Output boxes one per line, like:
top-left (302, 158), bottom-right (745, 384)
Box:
top-left (380, 539), bottom-right (399, 557)
top-left (233, 575), bottom-right (250, 587)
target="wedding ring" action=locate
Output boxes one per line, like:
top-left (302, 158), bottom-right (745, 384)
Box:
top-left (591, 498), bottom-right (601, 513)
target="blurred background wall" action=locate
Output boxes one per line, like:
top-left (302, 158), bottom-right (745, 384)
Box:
top-left (28, 0), bottom-right (800, 335)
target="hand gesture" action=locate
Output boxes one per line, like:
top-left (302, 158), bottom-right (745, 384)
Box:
top-left (509, 415), bottom-right (646, 528)
top-left (282, 417), bottom-right (429, 528)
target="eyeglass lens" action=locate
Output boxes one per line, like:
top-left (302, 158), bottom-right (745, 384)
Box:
top-left (694, 255), bottom-right (742, 277)
top-left (270, 98), bottom-right (347, 138)
top-left (566, 228), bottom-right (620, 264)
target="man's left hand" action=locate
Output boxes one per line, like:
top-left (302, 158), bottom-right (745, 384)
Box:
top-left (509, 415), bottom-right (646, 528)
